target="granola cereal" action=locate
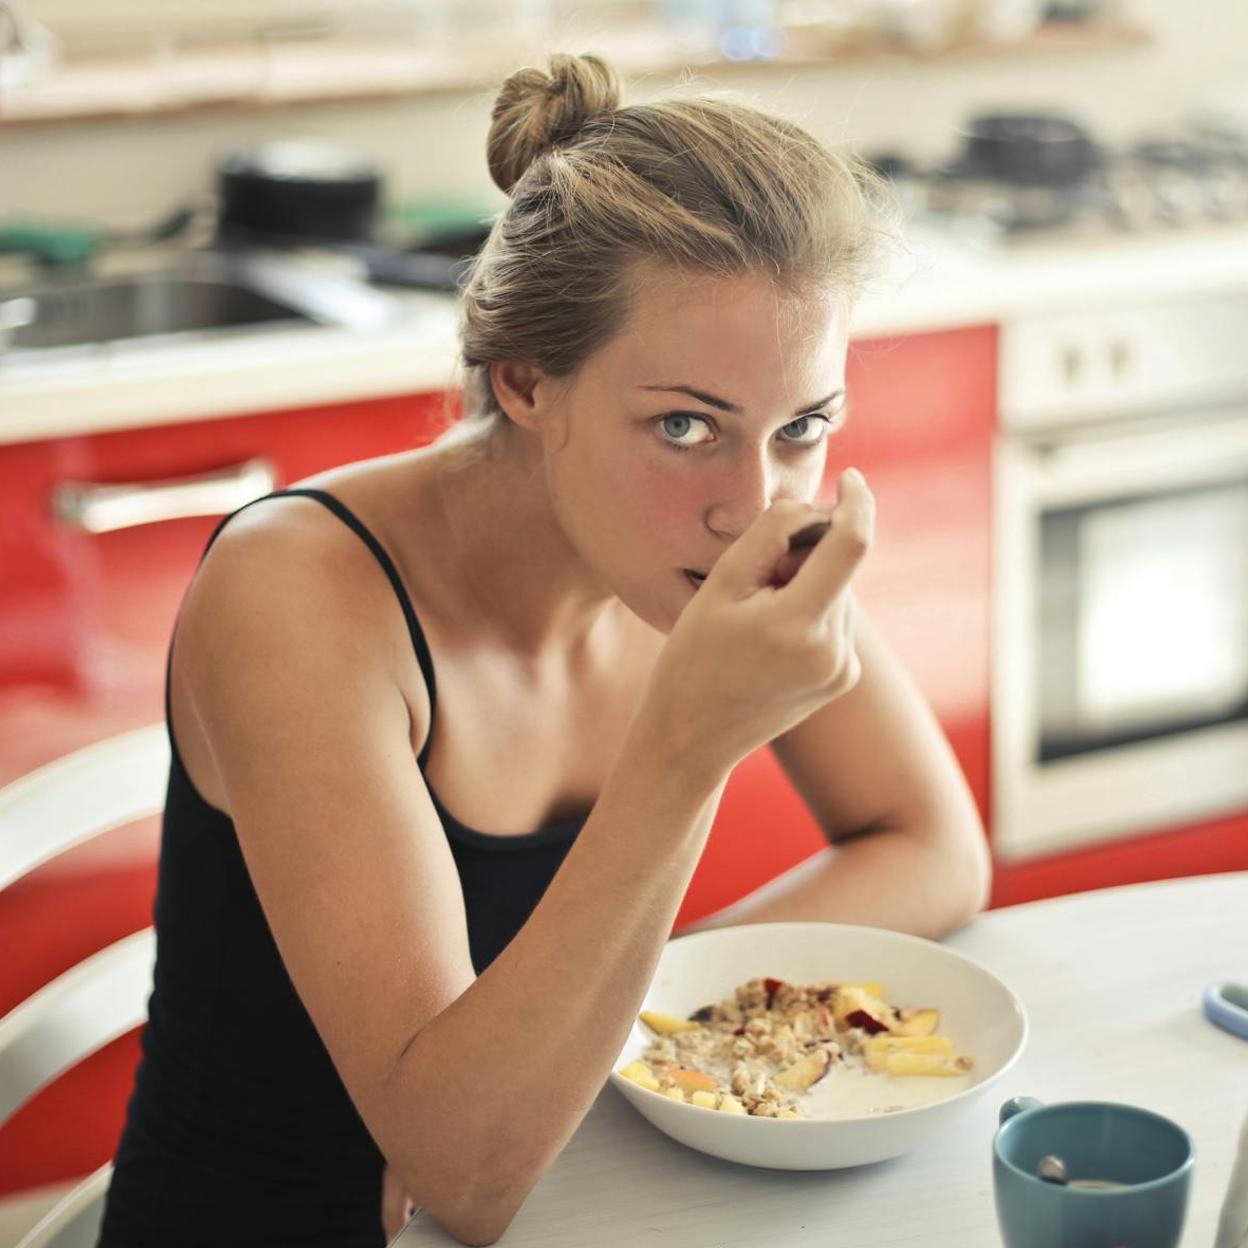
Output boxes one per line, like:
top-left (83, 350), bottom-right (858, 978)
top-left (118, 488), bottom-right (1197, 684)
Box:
top-left (619, 977), bottom-right (973, 1119)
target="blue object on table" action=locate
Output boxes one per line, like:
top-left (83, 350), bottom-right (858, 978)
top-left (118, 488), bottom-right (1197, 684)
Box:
top-left (1203, 981), bottom-right (1248, 1040)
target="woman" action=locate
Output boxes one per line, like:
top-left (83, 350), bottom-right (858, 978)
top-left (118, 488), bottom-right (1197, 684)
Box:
top-left (99, 53), bottom-right (990, 1248)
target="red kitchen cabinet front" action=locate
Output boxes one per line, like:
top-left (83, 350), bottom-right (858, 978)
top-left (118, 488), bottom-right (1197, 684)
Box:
top-left (0, 392), bottom-right (454, 779)
top-left (989, 810), bottom-right (1248, 908)
top-left (0, 390), bottom-right (452, 1197)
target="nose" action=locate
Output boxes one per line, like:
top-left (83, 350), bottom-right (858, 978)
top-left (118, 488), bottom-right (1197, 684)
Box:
top-left (703, 446), bottom-right (778, 542)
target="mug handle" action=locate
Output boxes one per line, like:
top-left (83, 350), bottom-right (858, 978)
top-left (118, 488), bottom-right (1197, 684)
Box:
top-left (999, 1096), bottom-right (1044, 1126)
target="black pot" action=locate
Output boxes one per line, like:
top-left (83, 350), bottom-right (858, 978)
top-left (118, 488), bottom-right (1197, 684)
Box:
top-left (958, 113), bottom-right (1102, 187)
top-left (216, 140), bottom-right (382, 243)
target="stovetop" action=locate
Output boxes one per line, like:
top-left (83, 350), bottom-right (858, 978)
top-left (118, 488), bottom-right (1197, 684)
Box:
top-left (874, 120), bottom-right (1248, 244)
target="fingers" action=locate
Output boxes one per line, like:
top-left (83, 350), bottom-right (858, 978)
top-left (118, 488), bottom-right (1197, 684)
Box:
top-left (783, 468), bottom-right (874, 617)
top-left (710, 498), bottom-right (834, 599)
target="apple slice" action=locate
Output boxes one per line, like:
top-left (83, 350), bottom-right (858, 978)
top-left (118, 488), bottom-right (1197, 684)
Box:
top-left (832, 986), bottom-right (896, 1034)
top-left (619, 1060), bottom-right (661, 1091)
top-left (775, 1048), bottom-right (833, 1092)
top-left (892, 1008), bottom-right (940, 1036)
top-left (863, 1034), bottom-right (955, 1055)
top-left (875, 1051), bottom-right (973, 1077)
top-left (863, 1035), bottom-right (955, 1071)
top-left (639, 1009), bottom-right (700, 1035)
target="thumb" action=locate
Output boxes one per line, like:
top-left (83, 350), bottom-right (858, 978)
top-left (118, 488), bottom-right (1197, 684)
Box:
top-left (709, 500), bottom-right (832, 599)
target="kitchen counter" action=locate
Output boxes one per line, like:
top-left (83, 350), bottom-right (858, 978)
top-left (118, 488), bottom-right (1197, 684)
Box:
top-left (5, 222), bottom-right (1248, 446)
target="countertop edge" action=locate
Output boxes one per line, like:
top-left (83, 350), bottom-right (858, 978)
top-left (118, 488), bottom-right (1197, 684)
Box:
top-left (6, 225), bottom-right (1248, 446)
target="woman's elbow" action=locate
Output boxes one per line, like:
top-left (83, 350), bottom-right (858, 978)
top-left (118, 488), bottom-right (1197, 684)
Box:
top-left (438, 1203), bottom-right (515, 1247)
top-left (951, 823), bottom-right (993, 929)
top-left (434, 1173), bottom-right (533, 1246)
top-left (450, 1226), bottom-right (507, 1248)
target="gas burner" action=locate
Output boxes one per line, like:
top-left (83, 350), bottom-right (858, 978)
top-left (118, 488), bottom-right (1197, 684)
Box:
top-left (874, 116), bottom-right (1248, 243)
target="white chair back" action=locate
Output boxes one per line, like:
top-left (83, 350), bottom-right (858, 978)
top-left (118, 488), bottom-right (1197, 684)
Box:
top-left (0, 724), bottom-right (169, 1248)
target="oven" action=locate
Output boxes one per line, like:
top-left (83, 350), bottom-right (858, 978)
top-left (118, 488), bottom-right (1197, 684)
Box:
top-left (991, 290), bottom-right (1248, 861)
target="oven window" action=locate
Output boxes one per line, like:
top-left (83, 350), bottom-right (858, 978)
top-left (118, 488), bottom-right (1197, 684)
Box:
top-left (1036, 477), bottom-right (1248, 762)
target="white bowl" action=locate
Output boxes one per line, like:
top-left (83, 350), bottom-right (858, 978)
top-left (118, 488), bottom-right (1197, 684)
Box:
top-left (609, 921), bottom-right (1027, 1170)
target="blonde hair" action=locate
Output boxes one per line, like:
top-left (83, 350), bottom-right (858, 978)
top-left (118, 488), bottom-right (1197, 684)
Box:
top-left (457, 52), bottom-right (897, 428)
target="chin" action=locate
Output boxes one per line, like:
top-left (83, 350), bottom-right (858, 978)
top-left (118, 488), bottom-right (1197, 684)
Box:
top-left (613, 584), bottom-right (681, 636)
top-left (623, 601), bottom-right (679, 636)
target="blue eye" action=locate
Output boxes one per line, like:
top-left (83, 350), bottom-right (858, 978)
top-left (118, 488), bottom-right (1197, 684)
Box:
top-left (780, 414), bottom-right (833, 445)
top-left (659, 413), bottom-right (713, 449)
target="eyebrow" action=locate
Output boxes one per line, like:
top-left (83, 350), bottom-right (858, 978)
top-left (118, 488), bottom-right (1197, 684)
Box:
top-left (638, 384), bottom-right (846, 417)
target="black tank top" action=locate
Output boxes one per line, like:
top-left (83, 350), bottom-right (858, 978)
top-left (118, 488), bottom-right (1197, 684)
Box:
top-left (99, 489), bottom-right (587, 1248)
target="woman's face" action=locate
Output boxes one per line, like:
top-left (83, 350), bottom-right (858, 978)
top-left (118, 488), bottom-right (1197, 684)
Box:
top-left (534, 268), bottom-right (851, 633)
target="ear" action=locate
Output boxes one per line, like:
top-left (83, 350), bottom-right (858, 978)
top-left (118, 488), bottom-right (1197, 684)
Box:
top-left (490, 361), bottom-right (545, 433)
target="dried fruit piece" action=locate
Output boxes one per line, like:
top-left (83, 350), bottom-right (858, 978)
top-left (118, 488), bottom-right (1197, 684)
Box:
top-left (775, 1048), bottom-right (833, 1092)
top-left (639, 1009), bottom-right (700, 1035)
top-left (667, 1065), bottom-right (719, 1094)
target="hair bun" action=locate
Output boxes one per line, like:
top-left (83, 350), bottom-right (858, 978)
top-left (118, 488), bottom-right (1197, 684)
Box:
top-left (487, 53), bottom-right (622, 195)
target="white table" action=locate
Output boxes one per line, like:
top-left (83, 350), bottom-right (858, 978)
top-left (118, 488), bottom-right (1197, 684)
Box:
top-left (395, 872), bottom-right (1248, 1247)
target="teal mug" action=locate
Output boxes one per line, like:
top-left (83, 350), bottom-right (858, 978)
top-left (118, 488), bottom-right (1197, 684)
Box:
top-left (993, 1097), bottom-right (1194, 1248)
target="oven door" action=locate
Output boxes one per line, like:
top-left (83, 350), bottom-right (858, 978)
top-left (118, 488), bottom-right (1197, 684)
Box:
top-left (992, 407), bottom-right (1248, 861)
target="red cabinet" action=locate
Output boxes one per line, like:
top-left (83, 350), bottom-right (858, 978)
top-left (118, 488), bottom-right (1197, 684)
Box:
top-left (0, 393), bottom-right (453, 782)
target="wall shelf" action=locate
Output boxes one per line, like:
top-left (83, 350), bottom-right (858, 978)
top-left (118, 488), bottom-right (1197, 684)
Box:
top-left (0, 16), bottom-right (1153, 128)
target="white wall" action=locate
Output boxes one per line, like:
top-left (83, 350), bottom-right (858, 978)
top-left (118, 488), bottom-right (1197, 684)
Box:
top-left (2, 0), bottom-right (1247, 230)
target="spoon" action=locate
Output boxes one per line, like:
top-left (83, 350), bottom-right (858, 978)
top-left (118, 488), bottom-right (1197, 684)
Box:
top-left (787, 520), bottom-right (832, 552)
top-left (1037, 1155), bottom-right (1126, 1191)
top-left (1037, 1155), bottom-right (1069, 1185)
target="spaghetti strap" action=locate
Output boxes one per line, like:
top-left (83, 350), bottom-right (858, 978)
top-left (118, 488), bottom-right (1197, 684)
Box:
top-left (195, 487), bottom-right (439, 768)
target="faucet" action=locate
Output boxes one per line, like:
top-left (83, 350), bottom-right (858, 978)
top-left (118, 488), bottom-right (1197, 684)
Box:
top-left (0, 2), bottom-right (26, 55)
top-left (0, 296), bottom-right (37, 364)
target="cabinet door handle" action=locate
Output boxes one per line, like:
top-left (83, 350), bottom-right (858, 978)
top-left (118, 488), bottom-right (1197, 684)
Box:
top-left (52, 457), bottom-right (279, 533)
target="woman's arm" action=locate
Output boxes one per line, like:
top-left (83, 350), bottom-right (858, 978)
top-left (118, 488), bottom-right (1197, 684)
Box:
top-left (180, 508), bottom-right (729, 1248)
top-left (185, 489), bottom-right (872, 1246)
top-left (681, 603), bottom-right (991, 940)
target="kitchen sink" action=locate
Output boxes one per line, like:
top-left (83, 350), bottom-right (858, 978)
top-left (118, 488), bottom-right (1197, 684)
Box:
top-left (0, 249), bottom-right (405, 360)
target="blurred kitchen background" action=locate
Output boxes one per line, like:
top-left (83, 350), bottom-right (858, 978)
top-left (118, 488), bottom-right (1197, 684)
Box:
top-left (2, 0), bottom-right (1248, 1233)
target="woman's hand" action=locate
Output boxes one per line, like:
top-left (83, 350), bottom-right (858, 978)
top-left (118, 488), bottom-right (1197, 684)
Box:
top-left (381, 1162), bottom-right (418, 1242)
top-left (640, 467), bottom-right (874, 776)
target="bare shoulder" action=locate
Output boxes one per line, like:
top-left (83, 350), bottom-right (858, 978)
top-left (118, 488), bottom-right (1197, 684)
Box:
top-left (179, 487), bottom-right (430, 730)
